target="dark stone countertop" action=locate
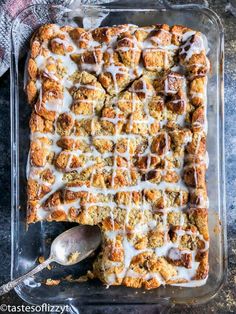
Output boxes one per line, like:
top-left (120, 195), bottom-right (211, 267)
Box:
top-left (0, 0), bottom-right (236, 313)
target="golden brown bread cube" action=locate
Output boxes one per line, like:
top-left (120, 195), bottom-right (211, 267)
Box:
top-left (99, 62), bottom-right (130, 95)
top-left (153, 257), bottom-right (177, 281)
top-left (130, 76), bottom-right (154, 100)
top-left (151, 133), bottom-right (171, 155)
top-left (194, 251), bottom-right (209, 280)
top-left (34, 103), bottom-right (56, 121)
top-left (148, 96), bottom-right (164, 119)
top-left (30, 112), bottom-right (54, 134)
top-left (117, 91), bottom-right (142, 115)
top-left (91, 26), bottom-right (124, 43)
top-left (167, 248), bottom-right (192, 268)
top-left (44, 190), bottom-right (62, 209)
top-left (116, 32), bottom-right (141, 67)
top-left (40, 168), bottom-right (55, 184)
top-left (38, 24), bottom-right (59, 41)
top-left (162, 170), bottom-right (180, 183)
top-left (134, 26), bottom-right (154, 42)
top-left (48, 210), bottom-right (67, 222)
top-left (188, 208), bottom-right (209, 241)
top-left (192, 106), bottom-right (205, 130)
top-left (27, 80), bottom-right (38, 104)
top-left (146, 170), bottom-right (162, 184)
top-left (187, 52), bottom-right (209, 78)
top-left (56, 113), bottom-right (74, 136)
top-left (186, 131), bottom-right (206, 155)
top-left (142, 49), bottom-right (170, 71)
top-left (69, 28), bottom-right (91, 47)
top-left (148, 229), bottom-right (165, 248)
top-left (166, 91), bottom-right (186, 115)
top-left (190, 187), bottom-right (208, 208)
top-left (30, 138), bottom-right (51, 167)
top-left (179, 33), bottom-right (209, 77)
top-left (55, 151), bottom-right (86, 171)
top-left (33, 79), bottom-right (64, 120)
top-left (183, 165), bottom-right (206, 188)
top-left (93, 138), bottom-right (114, 153)
top-left (28, 58), bottom-right (38, 80)
top-left (70, 48), bottom-right (103, 73)
top-left (27, 178), bottom-right (50, 201)
top-left (50, 37), bottom-right (74, 55)
top-left (74, 119), bottom-right (92, 136)
top-left (170, 25), bottom-right (189, 45)
top-left (167, 211), bottom-right (182, 226)
top-left (189, 76), bottom-right (206, 107)
top-left (70, 71), bottom-right (105, 103)
top-left (154, 71), bottom-right (185, 95)
top-left (149, 24), bottom-right (172, 47)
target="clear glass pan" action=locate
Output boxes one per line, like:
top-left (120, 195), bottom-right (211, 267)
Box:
top-left (10, 0), bottom-right (226, 308)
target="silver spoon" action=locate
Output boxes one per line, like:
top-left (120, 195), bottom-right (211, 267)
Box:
top-left (0, 225), bottom-right (101, 296)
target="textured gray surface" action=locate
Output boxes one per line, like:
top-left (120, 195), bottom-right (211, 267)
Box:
top-left (0, 0), bottom-right (236, 313)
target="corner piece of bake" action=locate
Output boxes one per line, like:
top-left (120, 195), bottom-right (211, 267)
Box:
top-left (26, 22), bottom-right (210, 289)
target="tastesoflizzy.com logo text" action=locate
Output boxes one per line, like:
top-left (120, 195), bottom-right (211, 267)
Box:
top-left (0, 303), bottom-right (70, 313)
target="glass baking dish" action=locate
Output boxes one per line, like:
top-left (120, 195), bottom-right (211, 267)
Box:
top-left (10, 0), bottom-right (226, 309)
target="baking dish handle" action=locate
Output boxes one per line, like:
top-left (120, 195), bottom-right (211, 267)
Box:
top-left (164, 0), bottom-right (209, 9)
top-left (66, 0), bottom-right (208, 11)
top-left (65, 299), bottom-right (174, 313)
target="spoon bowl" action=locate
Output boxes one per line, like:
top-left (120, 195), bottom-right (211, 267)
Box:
top-left (51, 225), bottom-right (102, 266)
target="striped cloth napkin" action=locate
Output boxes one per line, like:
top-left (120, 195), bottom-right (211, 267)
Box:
top-left (0, 0), bottom-right (114, 76)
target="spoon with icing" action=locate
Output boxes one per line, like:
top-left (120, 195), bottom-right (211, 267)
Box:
top-left (0, 225), bottom-right (101, 295)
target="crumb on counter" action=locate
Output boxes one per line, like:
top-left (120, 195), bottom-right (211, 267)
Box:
top-left (45, 278), bottom-right (61, 286)
top-left (64, 270), bottom-right (95, 283)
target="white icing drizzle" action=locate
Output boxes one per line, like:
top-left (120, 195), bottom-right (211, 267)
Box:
top-left (180, 33), bottom-right (205, 61)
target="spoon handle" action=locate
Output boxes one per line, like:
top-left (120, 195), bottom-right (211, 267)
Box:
top-left (0, 258), bottom-right (53, 296)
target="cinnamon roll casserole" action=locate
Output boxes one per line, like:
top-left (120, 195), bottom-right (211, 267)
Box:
top-left (26, 23), bottom-right (209, 289)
